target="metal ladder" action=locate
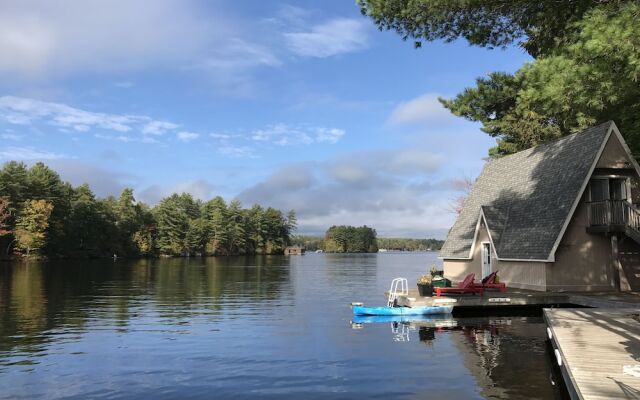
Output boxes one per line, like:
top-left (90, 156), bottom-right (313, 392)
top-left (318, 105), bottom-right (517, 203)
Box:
top-left (387, 277), bottom-right (408, 307)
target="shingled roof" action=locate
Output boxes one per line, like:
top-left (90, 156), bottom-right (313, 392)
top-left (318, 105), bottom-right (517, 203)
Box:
top-left (440, 121), bottom-right (617, 261)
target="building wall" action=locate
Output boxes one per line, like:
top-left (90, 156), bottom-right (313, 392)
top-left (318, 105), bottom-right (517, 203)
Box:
top-left (443, 219), bottom-right (547, 290)
top-left (548, 131), bottom-right (640, 291)
top-left (596, 132), bottom-right (634, 169)
top-left (493, 260), bottom-right (546, 290)
top-left (547, 192), bottom-right (615, 291)
top-left (442, 220), bottom-right (486, 283)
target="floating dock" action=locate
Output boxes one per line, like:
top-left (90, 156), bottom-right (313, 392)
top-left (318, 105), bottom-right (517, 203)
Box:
top-left (544, 308), bottom-right (640, 400)
top-left (391, 288), bottom-right (640, 311)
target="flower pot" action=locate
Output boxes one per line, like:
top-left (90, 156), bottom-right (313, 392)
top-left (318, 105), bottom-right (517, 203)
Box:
top-left (417, 283), bottom-right (433, 297)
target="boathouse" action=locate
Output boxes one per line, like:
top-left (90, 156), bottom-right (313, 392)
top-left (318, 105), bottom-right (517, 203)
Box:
top-left (440, 121), bottom-right (640, 292)
top-left (284, 246), bottom-right (305, 255)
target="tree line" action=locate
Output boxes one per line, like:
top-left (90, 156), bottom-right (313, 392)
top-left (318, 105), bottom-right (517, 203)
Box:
top-left (0, 161), bottom-right (296, 259)
top-left (359, 1), bottom-right (640, 157)
top-left (291, 234), bottom-right (443, 252)
top-left (376, 238), bottom-right (443, 251)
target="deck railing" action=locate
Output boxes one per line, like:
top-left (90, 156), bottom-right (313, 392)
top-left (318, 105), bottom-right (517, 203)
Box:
top-left (587, 199), bottom-right (640, 230)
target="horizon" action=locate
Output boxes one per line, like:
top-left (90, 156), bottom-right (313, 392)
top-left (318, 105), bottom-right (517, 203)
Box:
top-left (0, 0), bottom-right (530, 238)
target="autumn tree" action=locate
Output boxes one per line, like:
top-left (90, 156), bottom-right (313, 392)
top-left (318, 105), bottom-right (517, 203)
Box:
top-left (0, 197), bottom-right (11, 237)
top-left (14, 199), bottom-right (54, 257)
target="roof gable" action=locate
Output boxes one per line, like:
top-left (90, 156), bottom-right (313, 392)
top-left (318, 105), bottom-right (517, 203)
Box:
top-left (440, 121), bottom-right (617, 261)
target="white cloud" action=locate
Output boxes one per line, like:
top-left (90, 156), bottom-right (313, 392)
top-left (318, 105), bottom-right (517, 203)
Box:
top-left (0, 0), bottom-right (283, 93)
top-left (0, 95), bottom-right (140, 132)
top-left (0, 146), bottom-right (65, 160)
top-left (0, 95), bottom-right (178, 142)
top-left (198, 38), bottom-right (281, 70)
top-left (250, 123), bottom-right (345, 146)
top-left (387, 93), bottom-right (454, 125)
top-left (138, 179), bottom-right (216, 204)
top-left (45, 159), bottom-right (133, 197)
top-left (237, 148), bottom-right (454, 237)
top-left (142, 121), bottom-right (178, 136)
top-left (315, 127), bottom-right (345, 144)
top-left (218, 145), bottom-right (256, 158)
top-left (0, 0), bottom-right (216, 76)
top-left (284, 18), bottom-right (369, 58)
top-left (176, 131), bottom-right (199, 143)
top-left (252, 123), bottom-right (313, 145)
top-left (210, 133), bottom-right (232, 140)
top-left (1, 132), bottom-right (22, 140)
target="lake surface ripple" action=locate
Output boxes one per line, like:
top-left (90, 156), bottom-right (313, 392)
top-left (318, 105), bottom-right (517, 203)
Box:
top-left (0, 253), bottom-right (567, 399)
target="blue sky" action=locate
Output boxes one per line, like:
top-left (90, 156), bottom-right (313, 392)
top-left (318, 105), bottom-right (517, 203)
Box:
top-left (0, 0), bottom-right (530, 238)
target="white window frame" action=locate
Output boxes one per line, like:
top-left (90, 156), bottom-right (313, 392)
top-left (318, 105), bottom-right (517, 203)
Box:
top-left (481, 241), bottom-right (492, 278)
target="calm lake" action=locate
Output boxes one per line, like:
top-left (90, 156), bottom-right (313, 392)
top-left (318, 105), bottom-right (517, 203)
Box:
top-left (0, 253), bottom-right (567, 399)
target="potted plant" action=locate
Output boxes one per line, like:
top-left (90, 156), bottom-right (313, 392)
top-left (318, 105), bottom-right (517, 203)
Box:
top-left (417, 274), bottom-right (433, 296)
top-left (430, 264), bottom-right (444, 278)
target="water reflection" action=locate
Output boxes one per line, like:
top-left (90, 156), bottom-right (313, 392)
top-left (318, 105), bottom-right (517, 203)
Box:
top-left (0, 256), bottom-right (293, 367)
top-left (351, 313), bottom-right (569, 399)
top-left (0, 254), bottom-right (568, 399)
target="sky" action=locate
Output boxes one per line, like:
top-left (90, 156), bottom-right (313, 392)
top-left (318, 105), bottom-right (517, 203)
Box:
top-left (0, 0), bottom-right (531, 238)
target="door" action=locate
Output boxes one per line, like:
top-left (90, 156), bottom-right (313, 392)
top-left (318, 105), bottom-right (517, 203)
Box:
top-left (481, 242), bottom-right (492, 278)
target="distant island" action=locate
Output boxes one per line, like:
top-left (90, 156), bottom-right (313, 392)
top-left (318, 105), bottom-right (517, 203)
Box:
top-left (291, 226), bottom-right (444, 253)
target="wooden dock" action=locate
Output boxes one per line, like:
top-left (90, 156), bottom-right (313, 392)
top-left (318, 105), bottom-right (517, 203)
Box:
top-left (544, 308), bottom-right (640, 400)
top-left (390, 288), bottom-right (640, 311)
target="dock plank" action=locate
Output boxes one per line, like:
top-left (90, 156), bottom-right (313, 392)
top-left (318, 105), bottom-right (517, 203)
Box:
top-left (544, 309), bottom-right (640, 400)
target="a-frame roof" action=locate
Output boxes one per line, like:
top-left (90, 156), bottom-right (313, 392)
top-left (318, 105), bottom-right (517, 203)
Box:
top-left (440, 121), bottom-right (635, 262)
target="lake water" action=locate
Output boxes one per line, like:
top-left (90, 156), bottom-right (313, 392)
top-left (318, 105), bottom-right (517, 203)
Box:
top-left (0, 253), bottom-right (568, 399)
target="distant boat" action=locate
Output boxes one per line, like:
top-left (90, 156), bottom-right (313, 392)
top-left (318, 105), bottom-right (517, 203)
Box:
top-left (378, 248), bottom-right (388, 252)
top-left (315, 249), bottom-right (323, 253)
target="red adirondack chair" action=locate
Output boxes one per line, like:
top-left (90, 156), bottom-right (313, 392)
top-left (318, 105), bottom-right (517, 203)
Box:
top-left (434, 273), bottom-right (484, 297)
top-left (472, 271), bottom-right (507, 292)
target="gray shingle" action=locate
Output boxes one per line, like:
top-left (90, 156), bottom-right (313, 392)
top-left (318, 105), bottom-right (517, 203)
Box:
top-left (440, 121), bottom-right (613, 260)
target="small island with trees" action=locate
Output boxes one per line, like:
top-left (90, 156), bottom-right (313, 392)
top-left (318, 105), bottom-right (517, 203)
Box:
top-left (291, 226), bottom-right (444, 253)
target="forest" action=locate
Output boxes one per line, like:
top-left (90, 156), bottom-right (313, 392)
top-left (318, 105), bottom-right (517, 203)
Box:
top-left (0, 161), bottom-right (296, 259)
top-left (323, 225), bottom-right (378, 253)
top-left (376, 238), bottom-right (444, 251)
top-left (291, 234), bottom-right (443, 252)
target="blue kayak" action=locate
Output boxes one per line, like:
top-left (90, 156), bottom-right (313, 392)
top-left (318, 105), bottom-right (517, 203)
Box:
top-left (351, 314), bottom-right (454, 325)
top-left (352, 305), bottom-right (453, 316)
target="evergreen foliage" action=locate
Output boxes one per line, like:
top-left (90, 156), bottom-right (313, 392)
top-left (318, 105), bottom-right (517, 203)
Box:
top-left (291, 235), bottom-right (443, 252)
top-left (359, 1), bottom-right (640, 156)
top-left (376, 238), bottom-right (444, 251)
top-left (323, 225), bottom-right (378, 253)
top-left (0, 161), bottom-right (295, 259)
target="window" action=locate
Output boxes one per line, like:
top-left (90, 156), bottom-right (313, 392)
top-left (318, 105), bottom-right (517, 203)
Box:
top-left (590, 178), bottom-right (608, 201)
top-left (610, 178), bottom-right (627, 200)
top-left (590, 177), bottom-right (629, 202)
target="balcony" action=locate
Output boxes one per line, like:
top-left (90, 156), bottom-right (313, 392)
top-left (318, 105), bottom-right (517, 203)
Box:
top-left (587, 200), bottom-right (640, 240)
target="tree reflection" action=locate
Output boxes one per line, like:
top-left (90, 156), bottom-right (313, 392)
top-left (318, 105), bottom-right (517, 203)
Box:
top-left (0, 256), bottom-right (293, 365)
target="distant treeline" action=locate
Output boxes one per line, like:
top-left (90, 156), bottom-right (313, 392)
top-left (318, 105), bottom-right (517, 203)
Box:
top-left (291, 234), bottom-right (444, 253)
top-left (0, 161), bottom-right (296, 259)
top-left (376, 238), bottom-right (444, 251)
